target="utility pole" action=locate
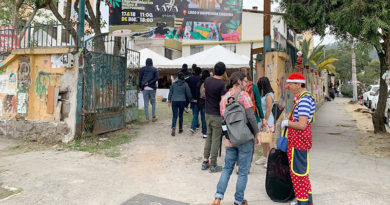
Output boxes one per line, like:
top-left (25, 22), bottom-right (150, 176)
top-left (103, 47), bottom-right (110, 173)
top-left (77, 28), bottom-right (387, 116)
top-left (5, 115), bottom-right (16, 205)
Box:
top-left (264, 0), bottom-right (271, 52)
top-left (352, 39), bottom-right (358, 101)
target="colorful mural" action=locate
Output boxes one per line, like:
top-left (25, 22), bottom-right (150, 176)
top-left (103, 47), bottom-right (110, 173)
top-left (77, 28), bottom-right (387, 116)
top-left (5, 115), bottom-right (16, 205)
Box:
top-left (109, 0), bottom-right (243, 41)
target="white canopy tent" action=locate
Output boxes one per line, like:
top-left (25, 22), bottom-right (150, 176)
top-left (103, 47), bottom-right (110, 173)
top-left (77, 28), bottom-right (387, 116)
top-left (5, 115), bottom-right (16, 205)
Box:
top-left (139, 48), bottom-right (172, 67)
top-left (157, 45), bottom-right (250, 69)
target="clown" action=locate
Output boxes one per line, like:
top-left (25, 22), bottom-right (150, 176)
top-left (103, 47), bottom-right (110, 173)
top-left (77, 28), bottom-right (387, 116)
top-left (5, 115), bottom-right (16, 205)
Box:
top-left (282, 72), bottom-right (315, 205)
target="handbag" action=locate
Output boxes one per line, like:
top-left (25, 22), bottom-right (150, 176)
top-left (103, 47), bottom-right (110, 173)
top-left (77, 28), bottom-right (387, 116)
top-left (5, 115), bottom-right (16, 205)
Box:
top-left (272, 103), bottom-right (284, 122)
top-left (276, 133), bottom-right (288, 152)
top-left (260, 126), bottom-right (274, 144)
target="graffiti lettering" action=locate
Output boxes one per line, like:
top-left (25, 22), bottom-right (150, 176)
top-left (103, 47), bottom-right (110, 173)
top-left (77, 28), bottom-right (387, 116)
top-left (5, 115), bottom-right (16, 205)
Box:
top-left (36, 71), bottom-right (51, 99)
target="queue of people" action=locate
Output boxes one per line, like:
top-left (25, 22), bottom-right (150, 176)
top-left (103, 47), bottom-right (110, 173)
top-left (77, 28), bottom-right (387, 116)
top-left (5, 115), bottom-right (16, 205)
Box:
top-left (140, 58), bottom-right (315, 205)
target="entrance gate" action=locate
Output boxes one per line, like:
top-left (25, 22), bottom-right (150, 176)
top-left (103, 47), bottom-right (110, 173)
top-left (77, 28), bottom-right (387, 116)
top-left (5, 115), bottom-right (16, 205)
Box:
top-left (81, 34), bottom-right (139, 135)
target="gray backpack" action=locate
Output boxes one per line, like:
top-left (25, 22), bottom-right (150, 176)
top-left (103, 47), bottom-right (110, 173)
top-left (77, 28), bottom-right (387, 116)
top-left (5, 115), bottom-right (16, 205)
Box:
top-left (224, 91), bottom-right (254, 146)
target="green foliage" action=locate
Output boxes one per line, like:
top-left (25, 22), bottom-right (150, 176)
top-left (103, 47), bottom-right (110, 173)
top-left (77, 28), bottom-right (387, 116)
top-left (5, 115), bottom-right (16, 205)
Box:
top-left (358, 60), bottom-right (381, 85)
top-left (278, 0), bottom-right (390, 49)
top-left (340, 84), bottom-right (363, 98)
top-left (325, 41), bottom-right (373, 83)
top-left (299, 39), bottom-right (338, 73)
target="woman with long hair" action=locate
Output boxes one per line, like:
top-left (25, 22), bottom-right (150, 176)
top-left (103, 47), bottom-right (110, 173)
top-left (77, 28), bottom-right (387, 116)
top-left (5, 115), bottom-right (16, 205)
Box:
top-left (195, 69), bottom-right (210, 138)
top-left (255, 77), bottom-right (275, 168)
top-left (211, 71), bottom-right (261, 205)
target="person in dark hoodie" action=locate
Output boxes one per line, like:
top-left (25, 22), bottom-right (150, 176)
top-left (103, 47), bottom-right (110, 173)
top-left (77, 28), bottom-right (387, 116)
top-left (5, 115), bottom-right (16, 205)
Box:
top-left (196, 69), bottom-right (210, 138)
top-left (168, 72), bottom-right (192, 136)
top-left (188, 66), bottom-right (202, 133)
top-left (139, 58), bottom-right (159, 123)
top-left (181, 64), bottom-right (192, 113)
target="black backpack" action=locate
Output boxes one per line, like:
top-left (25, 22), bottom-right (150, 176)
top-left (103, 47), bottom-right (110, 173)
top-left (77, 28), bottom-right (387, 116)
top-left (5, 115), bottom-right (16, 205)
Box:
top-left (265, 148), bottom-right (295, 202)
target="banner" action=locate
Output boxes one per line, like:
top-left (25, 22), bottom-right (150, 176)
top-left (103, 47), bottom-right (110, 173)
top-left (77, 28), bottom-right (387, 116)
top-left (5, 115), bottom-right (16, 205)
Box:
top-left (0, 27), bottom-right (19, 51)
top-left (109, 0), bottom-right (243, 41)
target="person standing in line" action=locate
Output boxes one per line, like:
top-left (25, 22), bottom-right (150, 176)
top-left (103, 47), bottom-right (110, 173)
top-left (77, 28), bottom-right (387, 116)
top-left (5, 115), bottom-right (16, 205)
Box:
top-left (139, 58), bottom-right (158, 123)
top-left (168, 72), bottom-right (192, 136)
top-left (195, 70), bottom-right (210, 139)
top-left (281, 72), bottom-right (316, 205)
top-left (188, 66), bottom-right (202, 133)
top-left (201, 62), bottom-right (226, 173)
top-left (211, 71), bottom-right (262, 205)
top-left (181, 64), bottom-right (192, 113)
top-left (255, 77), bottom-right (275, 168)
top-left (245, 76), bottom-right (265, 130)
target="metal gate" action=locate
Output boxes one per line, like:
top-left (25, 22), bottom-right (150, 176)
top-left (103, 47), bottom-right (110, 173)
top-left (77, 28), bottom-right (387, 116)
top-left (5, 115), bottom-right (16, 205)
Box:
top-left (81, 33), bottom-right (139, 135)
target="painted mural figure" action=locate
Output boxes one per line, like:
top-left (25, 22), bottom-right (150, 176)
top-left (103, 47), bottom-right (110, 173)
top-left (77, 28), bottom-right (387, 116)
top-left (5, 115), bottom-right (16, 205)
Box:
top-left (282, 72), bottom-right (316, 205)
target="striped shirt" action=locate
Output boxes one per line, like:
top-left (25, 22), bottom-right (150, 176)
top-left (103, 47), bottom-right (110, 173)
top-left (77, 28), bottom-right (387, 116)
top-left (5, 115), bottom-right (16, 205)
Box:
top-left (293, 95), bottom-right (316, 122)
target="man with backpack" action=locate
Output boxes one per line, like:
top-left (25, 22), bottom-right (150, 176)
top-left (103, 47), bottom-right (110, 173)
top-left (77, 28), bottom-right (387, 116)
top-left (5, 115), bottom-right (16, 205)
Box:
top-left (201, 62), bottom-right (227, 173)
top-left (281, 72), bottom-right (316, 205)
top-left (211, 71), bottom-right (261, 205)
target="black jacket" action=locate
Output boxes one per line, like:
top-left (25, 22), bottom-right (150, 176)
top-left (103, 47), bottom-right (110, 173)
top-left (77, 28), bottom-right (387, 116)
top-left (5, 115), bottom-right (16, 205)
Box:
top-left (139, 58), bottom-right (159, 90)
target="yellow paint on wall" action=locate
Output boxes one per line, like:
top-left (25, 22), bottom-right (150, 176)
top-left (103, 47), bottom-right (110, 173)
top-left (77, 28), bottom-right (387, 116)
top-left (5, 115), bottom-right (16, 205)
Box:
top-left (0, 48), bottom-right (75, 121)
top-left (0, 60), bottom-right (18, 118)
top-left (27, 55), bottom-right (66, 121)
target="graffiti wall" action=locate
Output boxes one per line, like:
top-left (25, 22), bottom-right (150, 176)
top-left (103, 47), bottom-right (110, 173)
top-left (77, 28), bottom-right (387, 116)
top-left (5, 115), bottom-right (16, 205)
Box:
top-left (0, 51), bottom-right (75, 121)
top-left (262, 51), bottom-right (325, 119)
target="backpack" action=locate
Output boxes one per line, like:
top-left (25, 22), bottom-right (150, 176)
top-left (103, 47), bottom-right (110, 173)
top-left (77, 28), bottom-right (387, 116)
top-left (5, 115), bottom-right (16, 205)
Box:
top-left (224, 91), bottom-right (254, 146)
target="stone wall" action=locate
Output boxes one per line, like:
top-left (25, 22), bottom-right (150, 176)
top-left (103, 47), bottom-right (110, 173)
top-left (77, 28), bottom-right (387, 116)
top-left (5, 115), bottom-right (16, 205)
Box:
top-left (0, 119), bottom-right (70, 144)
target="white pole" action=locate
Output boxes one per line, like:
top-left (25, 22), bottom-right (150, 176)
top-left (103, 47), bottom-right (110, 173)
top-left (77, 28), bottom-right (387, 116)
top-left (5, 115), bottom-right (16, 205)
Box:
top-left (352, 39), bottom-right (358, 101)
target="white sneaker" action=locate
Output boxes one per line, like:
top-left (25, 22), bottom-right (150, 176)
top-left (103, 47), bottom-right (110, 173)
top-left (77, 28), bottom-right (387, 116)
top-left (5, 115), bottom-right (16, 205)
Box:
top-left (202, 135), bottom-right (207, 139)
top-left (264, 163), bottom-right (267, 169)
top-left (255, 156), bottom-right (267, 165)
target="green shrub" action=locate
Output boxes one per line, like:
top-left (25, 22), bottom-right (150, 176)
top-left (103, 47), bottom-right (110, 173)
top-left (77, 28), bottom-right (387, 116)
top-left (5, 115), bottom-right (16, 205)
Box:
top-left (340, 84), bottom-right (363, 98)
top-left (341, 85), bottom-right (353, 98)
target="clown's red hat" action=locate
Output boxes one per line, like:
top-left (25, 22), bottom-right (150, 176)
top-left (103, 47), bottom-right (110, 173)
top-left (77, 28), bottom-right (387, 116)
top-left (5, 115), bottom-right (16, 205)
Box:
top-left (286, 72), bottom-right (306, 84)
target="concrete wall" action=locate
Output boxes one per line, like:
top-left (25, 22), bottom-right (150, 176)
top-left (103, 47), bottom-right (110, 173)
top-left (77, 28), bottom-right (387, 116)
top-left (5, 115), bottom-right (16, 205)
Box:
top-left (0, 47), bottom-right (78, 143)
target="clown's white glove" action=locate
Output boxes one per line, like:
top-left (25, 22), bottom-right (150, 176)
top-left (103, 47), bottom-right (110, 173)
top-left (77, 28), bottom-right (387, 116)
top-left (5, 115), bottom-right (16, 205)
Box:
top-left (281, 120), bottom-right (289, 130)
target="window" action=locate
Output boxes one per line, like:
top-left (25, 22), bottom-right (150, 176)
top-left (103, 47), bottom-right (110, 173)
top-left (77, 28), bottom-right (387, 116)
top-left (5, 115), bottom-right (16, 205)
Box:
top-left (190, 45), bottom-right (204, 55)
top-left (221, 44), bottom-right (236, 53)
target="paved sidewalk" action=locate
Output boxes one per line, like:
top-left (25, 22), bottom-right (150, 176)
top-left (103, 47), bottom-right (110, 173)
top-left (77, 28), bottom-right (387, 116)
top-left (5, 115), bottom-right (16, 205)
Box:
top-left (308, 98), bottom-right (390, 205)
top-left (0, 98), bottom-right (389, 205)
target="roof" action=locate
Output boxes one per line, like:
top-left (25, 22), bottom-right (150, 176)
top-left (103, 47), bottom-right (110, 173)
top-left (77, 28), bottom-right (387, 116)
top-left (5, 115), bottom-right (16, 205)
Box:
top-left (139, 48), bottom-right (172, 67)
top-left (158, 45), bottom-right (249, 69)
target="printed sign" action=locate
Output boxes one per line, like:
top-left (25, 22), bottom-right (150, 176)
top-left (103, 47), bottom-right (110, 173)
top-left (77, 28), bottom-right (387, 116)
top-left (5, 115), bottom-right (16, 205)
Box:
top-left (109, 0), bottom-right (243, 41)
top-left (17, 93), bottom-right (27, 114)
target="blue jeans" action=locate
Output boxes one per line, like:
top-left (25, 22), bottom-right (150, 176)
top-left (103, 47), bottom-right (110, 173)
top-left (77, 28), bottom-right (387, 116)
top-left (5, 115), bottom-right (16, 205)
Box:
top-left (172, 101), bottom-right (186, 130)
top-left (142, 90), bottom-right (156, 120)
top-left (191, 102), bottom-right (200, 130)
top-left (215, 139), bottom-right (254, 204)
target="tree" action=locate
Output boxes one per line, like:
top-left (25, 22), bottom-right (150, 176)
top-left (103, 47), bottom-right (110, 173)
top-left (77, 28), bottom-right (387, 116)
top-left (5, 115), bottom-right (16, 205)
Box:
top-left (278, 0), bottom-right (390, 133)
top-left (358, 60), bottom-right (381, 85)
top-left (300, 39), bottom-right (338, 74)
top-left (327, 41), bottom-right (372, 84)
top-left (48, 0), bottom-right (107, 43)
